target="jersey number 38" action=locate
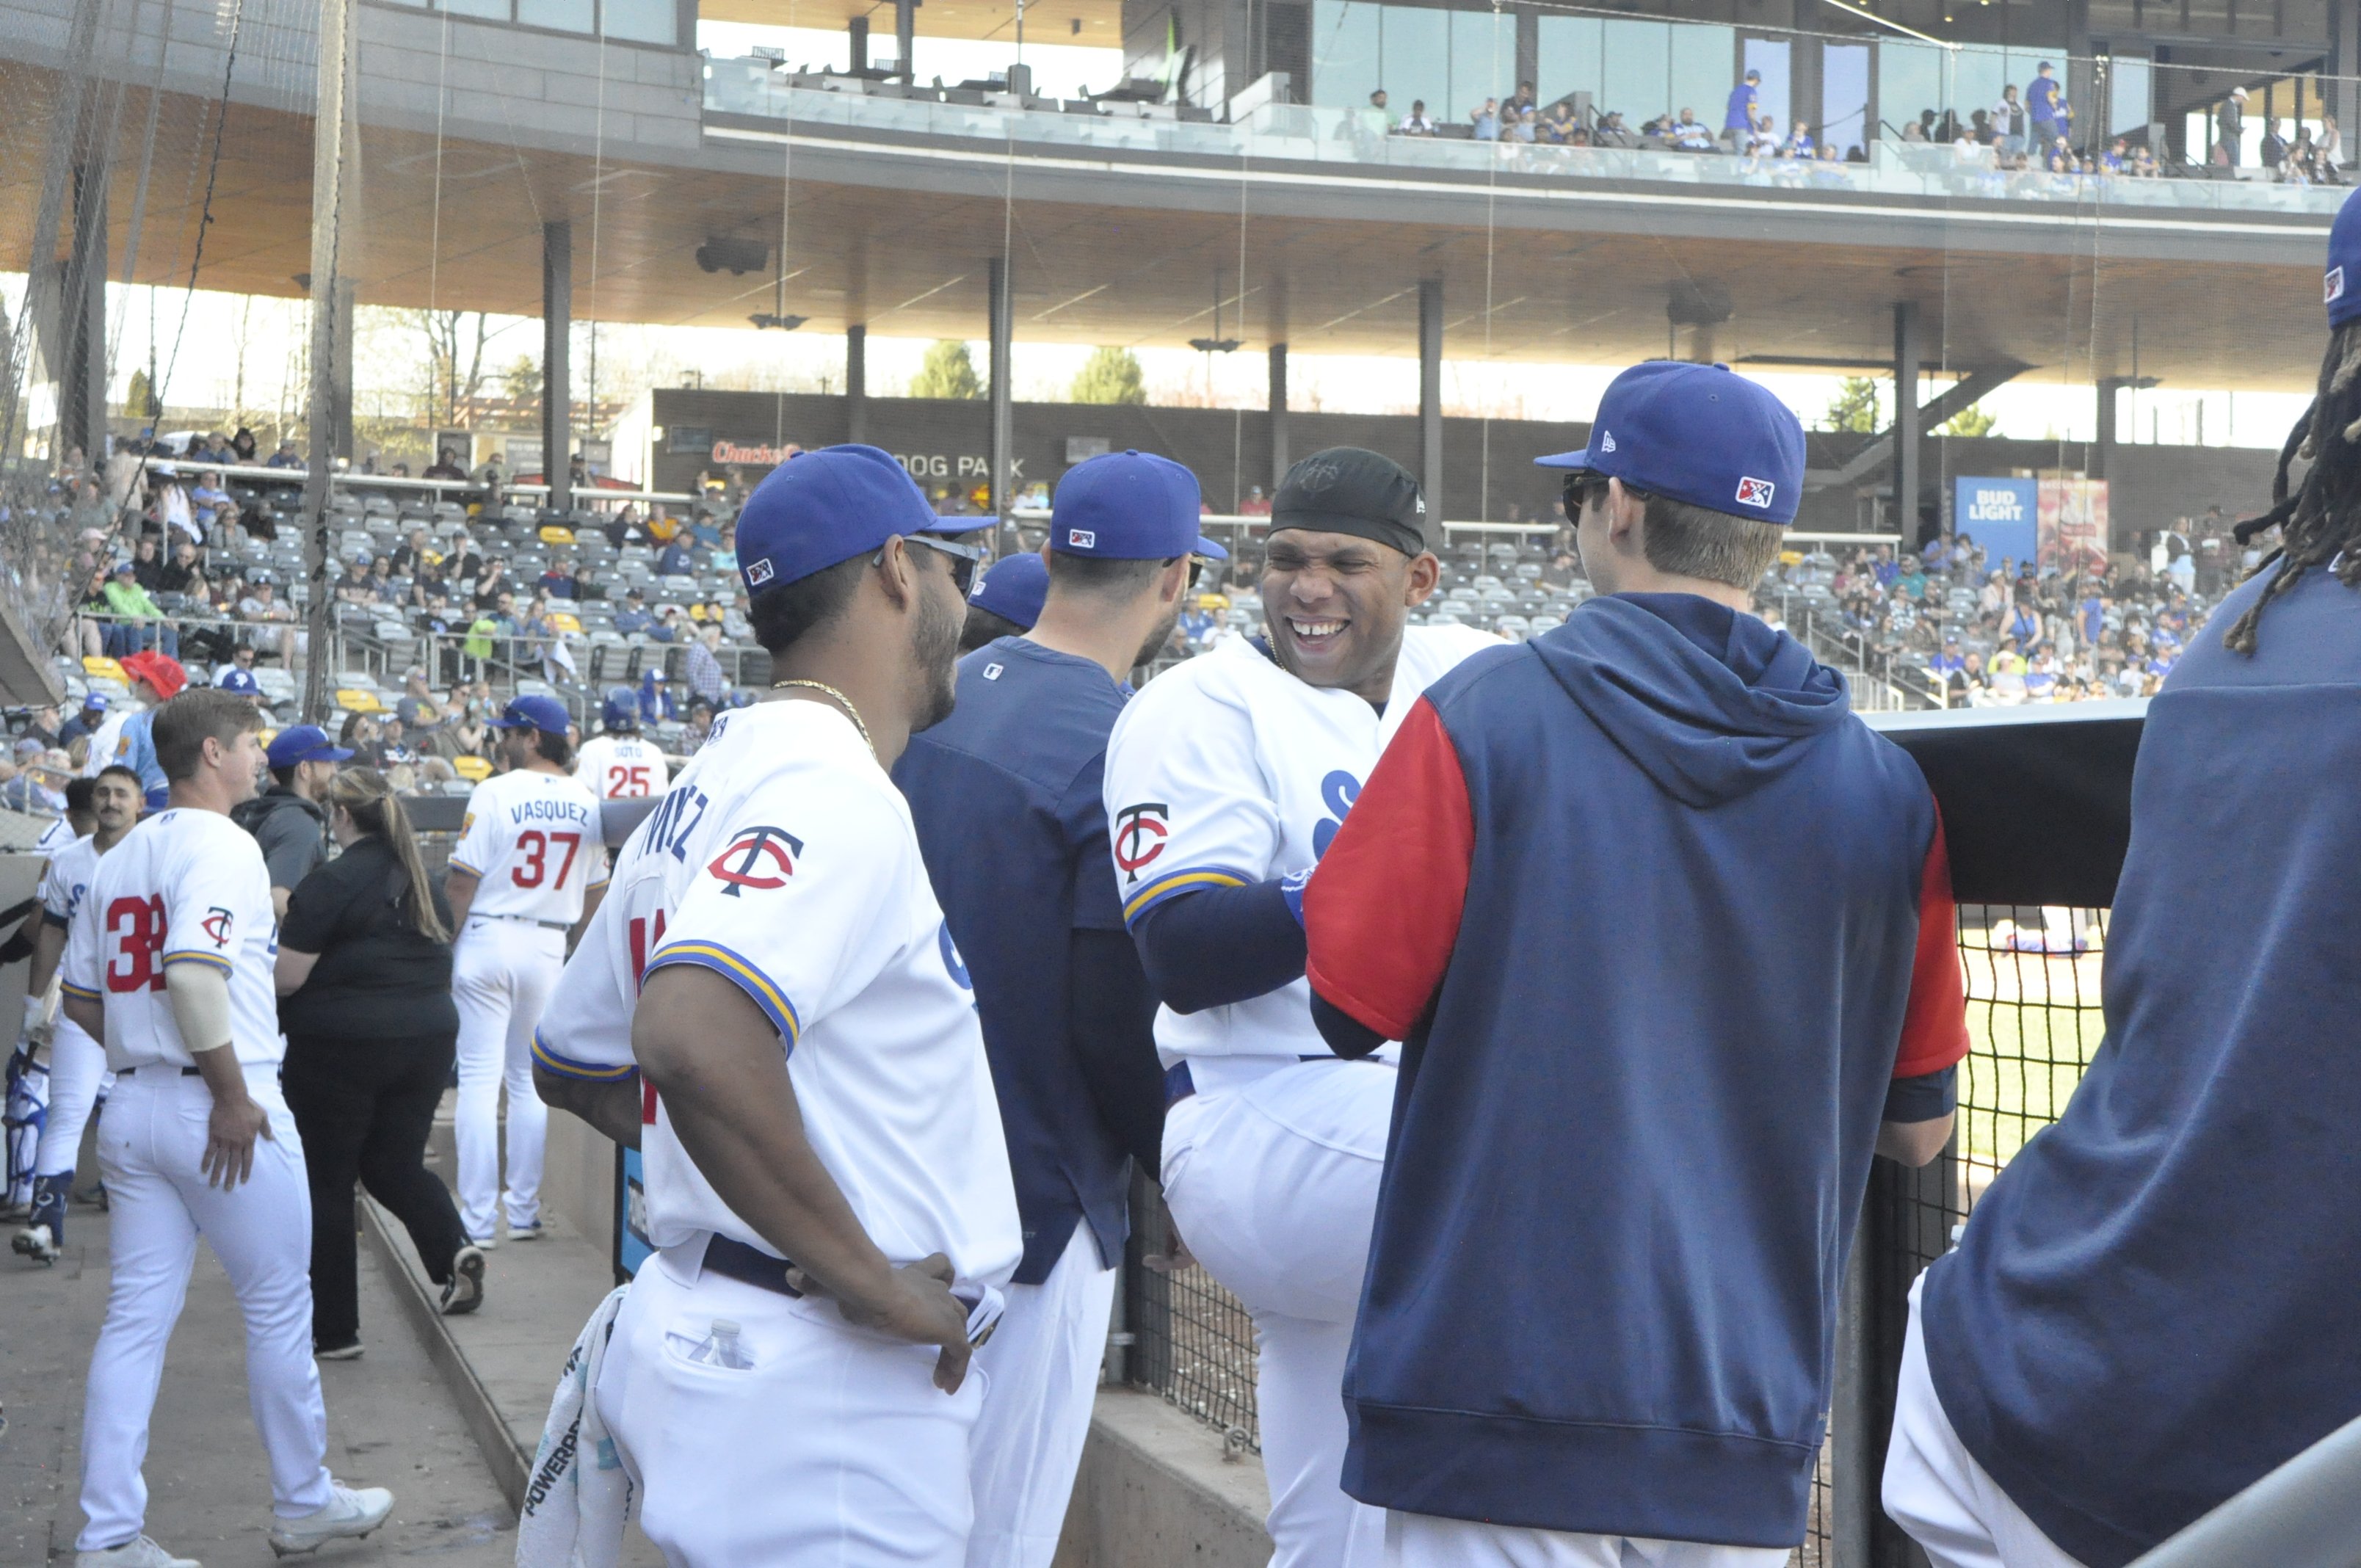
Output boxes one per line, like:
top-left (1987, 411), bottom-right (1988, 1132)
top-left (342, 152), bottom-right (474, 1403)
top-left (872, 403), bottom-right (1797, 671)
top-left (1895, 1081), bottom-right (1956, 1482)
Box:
top-left (106, 894), bottom-right (170, 993)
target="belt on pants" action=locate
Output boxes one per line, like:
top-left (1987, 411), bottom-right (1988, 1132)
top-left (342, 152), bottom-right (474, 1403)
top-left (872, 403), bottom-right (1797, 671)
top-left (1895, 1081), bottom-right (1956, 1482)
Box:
top-left (117, 1064), bottom-right (202, 1078)
top-left (474, 912), bottom-right (572, 932)
top-left (699, 1233), bottom-right (805, 1299)
top-left (1163, 1055), bottom-right (1348, 1108)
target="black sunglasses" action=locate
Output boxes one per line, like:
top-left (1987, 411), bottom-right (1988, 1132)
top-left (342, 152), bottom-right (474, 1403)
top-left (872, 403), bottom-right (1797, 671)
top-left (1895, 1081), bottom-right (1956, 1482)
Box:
top-left (881, 534), bottom-right (984, 595)
top-left (1559, 471), bottom-right (1606, 523)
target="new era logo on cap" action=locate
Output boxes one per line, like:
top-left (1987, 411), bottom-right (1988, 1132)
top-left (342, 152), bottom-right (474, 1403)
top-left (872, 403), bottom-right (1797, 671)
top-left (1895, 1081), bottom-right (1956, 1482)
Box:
top-left (2329, 266), bottom-right (2347, 306)
top-left (746, 558), bottom-right (775, 587)
top-left (1736, 476), bottom-right (1777, 509)
top-left (1599, 429), bottom-right (1617, 453)
top-left (1067, 528), bottom-right (1098, 549)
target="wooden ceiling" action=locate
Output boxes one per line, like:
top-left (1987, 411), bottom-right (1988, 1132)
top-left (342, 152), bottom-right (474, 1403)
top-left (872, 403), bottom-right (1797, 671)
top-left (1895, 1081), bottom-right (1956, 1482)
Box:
top-left (0, 70), bottom-right (2327, 391)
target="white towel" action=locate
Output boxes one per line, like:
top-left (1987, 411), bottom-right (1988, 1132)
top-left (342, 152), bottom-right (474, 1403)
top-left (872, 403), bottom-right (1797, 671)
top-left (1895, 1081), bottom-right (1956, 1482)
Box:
top-left (516, 1284), bottom-right (634, 1568)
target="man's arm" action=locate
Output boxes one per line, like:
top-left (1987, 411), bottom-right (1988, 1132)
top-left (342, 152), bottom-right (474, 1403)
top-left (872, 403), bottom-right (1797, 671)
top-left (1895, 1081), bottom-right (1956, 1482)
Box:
top-left (444, 865), bottom-right (479, 929)
top-left (1879, 810), bottom-right (1973, 1168)
top-left (632, 966), bottom-right (974, 1390)
top-left (532, 1063), bottom-right (643, 1149)
top-left (167, 962), bottom-right (273, 1189)
top-left (26, 919), bottom-right (66, 1002)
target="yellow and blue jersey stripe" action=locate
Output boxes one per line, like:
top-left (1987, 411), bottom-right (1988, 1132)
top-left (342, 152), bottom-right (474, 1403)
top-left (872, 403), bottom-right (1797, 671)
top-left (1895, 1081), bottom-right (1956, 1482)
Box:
top-left (643, 940), bottom-right (803, 1053)
top-left (529, 1027), bottom-right (637, 1083)
top-left (59, 979), bottom-right (100, 1001)
top-left (1121, 864), bottom-right (1258, 928)
top-left (161, 948), bottom-right (236, 973)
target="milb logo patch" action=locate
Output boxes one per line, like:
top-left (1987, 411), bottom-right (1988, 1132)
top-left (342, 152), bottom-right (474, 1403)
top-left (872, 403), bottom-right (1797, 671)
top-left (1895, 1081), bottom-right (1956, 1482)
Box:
top-left (2330, 266), bottom-right (2348, 307)
top-left (1067, 528), bottom-right (1098, 549)
top-left (1735, 476), bottom-right (1777, 509)
top-left (745, 557), bottom-right (776, 587)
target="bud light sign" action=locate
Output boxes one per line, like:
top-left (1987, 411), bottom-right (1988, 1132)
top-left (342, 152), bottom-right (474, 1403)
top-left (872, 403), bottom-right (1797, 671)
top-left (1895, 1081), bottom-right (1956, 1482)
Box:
top-left (1954, 476), bottom-right (2039, 573)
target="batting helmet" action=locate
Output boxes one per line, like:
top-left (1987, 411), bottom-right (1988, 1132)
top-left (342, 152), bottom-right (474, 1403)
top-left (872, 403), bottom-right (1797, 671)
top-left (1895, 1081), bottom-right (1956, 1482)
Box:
top-left (601, 686), bottom-right (640, 733)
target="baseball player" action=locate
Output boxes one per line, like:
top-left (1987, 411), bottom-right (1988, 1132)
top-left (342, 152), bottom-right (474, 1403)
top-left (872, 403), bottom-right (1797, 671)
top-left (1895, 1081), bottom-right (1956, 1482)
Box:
top-left (60, 689), bottom-right (393, 1567)
top-left (573, 688), bottom-right (672, 800)
top-left (90, 653), bottom-right (186, 809)
top-left (1100, 447), bottom-right (1495, 1568)
top-left (445, 694), bottom-right (607, 1246)
top-left (1300, 363), bottom-right (1968, 1567)
top-left (896, 450), bottom-right (1212, 1568)
top-left (532, 443), bottom-right (1020, 1564)
top-left (4, 783), bottom-right (98, 1219)
top-left (959, 548), bottom-right (1048, 652)
top-left (12, 766), bottom-right (142, 1263)
top-left (1880, 187), bottom-right (2361, 1568)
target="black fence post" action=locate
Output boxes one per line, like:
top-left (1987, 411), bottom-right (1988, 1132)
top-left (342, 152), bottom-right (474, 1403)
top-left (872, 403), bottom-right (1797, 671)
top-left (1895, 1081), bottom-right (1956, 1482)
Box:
top-left (1844, 1132), bottom-right (1960, 1568)
top-left (1125, 1166), bottom-right (1173, 1396)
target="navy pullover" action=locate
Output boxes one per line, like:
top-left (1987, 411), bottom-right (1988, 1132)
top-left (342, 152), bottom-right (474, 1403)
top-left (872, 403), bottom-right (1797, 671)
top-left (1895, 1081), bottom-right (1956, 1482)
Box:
top-left (1304, 594), bottom-right (1968, 1546)
top-left (1921, 560), bottom-right (2361, 1567)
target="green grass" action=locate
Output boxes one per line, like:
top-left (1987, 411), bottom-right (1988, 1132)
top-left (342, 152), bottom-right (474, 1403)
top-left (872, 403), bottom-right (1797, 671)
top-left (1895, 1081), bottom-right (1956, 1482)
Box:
top-left (1959, 995), bottom-right (2110, 1169)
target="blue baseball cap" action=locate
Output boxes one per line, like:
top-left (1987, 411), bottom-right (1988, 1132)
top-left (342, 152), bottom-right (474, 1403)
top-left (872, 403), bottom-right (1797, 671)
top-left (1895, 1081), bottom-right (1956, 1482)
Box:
top-left (733, 443), bottom-right (987, 596)
top-left (1536, 361), bottom-right (1805, 526)
top-left (2328, 186), bottom-right (2361, 327)
top-left (217, 668), bottom-right (262, 696)
top-left (1048, 451), bottom-right (1227, 562)
top-left (79, 692), bottom-right (109, 712)
top-left (967, 551), bottom-right (1048, 628)
top-left (265, 725), bottom-right (353, 770)
top-left (488, 693), bottom-right (572, 735)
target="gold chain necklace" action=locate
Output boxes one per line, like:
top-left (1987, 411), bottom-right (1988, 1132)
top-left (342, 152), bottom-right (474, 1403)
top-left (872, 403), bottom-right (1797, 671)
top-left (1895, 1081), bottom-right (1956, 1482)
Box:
top-left (771, 679), bottom-right (874, 758)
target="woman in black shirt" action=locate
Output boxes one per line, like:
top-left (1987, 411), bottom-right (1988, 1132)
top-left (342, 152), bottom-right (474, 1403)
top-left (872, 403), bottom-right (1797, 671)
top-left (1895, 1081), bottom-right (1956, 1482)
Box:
top-left (275, 769), bottom-right (483, 1356)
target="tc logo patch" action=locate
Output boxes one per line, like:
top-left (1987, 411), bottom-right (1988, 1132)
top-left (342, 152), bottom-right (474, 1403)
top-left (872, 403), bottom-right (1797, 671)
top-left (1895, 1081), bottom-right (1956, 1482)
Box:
top-left (2330, 266), bottom-right (2348, 307)
top-left (1067, 528), bottom-right (1098, 549)
top-left (200, 907), bottom-right (235, 947)
top-left (1112, 802), bottom-right (1169, 884)
top-left (1735, 476), bottom-right (1777, 509)
top-left (1599, 429), bottom-right (1617, 453)
top-left (706, 825), bottom-right (805, 896)
top-left (746, 557), bottom-right (775, 587)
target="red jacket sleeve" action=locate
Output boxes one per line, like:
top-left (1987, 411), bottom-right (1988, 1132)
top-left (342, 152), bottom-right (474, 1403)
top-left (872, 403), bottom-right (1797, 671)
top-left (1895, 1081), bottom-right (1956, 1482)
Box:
top-left (1893, 802), bottom-right (1973, 1081)
top-left (1303, 697), bottom-right (1473, 1042)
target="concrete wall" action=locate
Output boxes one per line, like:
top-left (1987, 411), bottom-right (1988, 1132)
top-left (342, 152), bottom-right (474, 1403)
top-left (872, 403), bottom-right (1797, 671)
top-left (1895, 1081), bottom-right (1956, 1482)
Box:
top-left (1053, 1391), bottom-right (1273, 1568)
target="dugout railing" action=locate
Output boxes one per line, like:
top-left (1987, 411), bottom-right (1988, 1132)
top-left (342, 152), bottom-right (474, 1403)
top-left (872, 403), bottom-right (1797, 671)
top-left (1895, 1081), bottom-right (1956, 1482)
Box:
top-left (1119, 700), bottom-right (2149, 1568)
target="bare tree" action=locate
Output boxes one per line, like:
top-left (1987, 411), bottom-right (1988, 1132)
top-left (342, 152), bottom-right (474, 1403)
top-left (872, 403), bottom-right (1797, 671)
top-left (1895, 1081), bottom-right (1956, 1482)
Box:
top-left (413, 309), bottom-right (519, 426)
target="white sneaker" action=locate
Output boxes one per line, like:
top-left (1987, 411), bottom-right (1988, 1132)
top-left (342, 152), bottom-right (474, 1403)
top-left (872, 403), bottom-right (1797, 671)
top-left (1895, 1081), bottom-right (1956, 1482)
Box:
top-left (266, 1482), bottom-right (394, 1557)
top-left (440, 1244), bottom-right (486, 1315)
top-left (13, 1222), bottom-right (59, 1263)
top-left (465, 1233), bottom-right (497, 1252)
top-left (76, 1536), bottom-right (200, 1568)
top-left (507, 1220), bottom-right (544, 1242)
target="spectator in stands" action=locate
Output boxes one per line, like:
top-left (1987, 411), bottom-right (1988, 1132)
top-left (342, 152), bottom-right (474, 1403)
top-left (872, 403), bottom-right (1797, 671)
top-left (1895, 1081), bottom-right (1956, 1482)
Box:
top-left (408, 553), bottom-right (452, 612)
top-left (684, 623), bottom-right (728, 705)
top-left (424, 446), bottom-right (467, 482)
top-left (638, 669), bottom-right (678, 725)
top-left (236, 723), bottom-right (348, 918)
top-left (338, 712), bottom-right (382, 762)
top-left (57, 693), bottom-right (107, 752)
top-left (613, 587), bottom-right (653, 636)
top-left (2217, 86), bottom-right (2246, 164)
top-left (540, 556), bottom-right (577, 598)
top-left (336, 556), bottom-right (380, 607)
top-left (156, 539), bottom-right (206, 598)
top-left (686, 509), bottom-right (723, 549)
top-left (102, 559), bottom-right (175, 657)
top-left (2, 738), bottom-right (67, 816)
top-left (709, 523), bottom-right (738, 576)
top-left (645, 507), bottom-right (683, 545)
top-left (681, 696), bottom-right (715, 752)
top-left (228, 427), bottom-right (258, 464)
top-left (266, 438), bottom-right (303, 469)
top-left (656, 534), bottom-right (696, 576)
top-left (471, 449), bottom-right (507, 493)
top-left (567, 562), bottom-right (603, 601)
top-left (190, 471), bottom-right (231, 531)
top-left (720, 592), bottom-right (752, 642)
top-left (1724, 68), bottom-right (1760, 145)
top-left (128, 537), bottom-right (165, 592)
top-left (2262, 117), bottom-right (2289, 170)
top-left (1471, 97), bottom-right (1500, 140)
top-left (23, 705), bottom-right (61, 749)
top-left (215, 642), bottom-right (263, 692)
top-left (391, 526), bottom-right (432, 577)
top-left (604, 504), bottom-right (650, 549)
top-left (650, 605), bottom-right (685, 644)
top-left (469, 557), bottom-right (509, 613)
top-left (1399, 101), bottom-right (1437, 136)
top-left (239, 573), bottom-right (296, 661)
top-left (1992, 84), bottom-right (2026, 156)
top-left (394, 669), bottom-right (440, 731)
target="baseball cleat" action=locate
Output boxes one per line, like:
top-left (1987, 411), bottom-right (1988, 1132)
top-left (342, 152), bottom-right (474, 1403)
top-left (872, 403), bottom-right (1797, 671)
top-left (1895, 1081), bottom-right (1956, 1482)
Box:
top-left (440, 1245), bottom-right (486, 1315)
top-left (313, 1341), bottom-right (363, 1362)
top-left (507, 1220), bottom-right (545, 1242)
top-left (75, 1534), bottom-right (200, 1567)
top-left (266, 1482), bottom-right (393, 1556)
top-left (12, 1222), bottom-right (59, 1263)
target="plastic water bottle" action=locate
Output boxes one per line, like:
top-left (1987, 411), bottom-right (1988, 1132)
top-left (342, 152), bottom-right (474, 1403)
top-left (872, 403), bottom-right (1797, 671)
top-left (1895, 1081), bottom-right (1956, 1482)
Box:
top-left (686, 1318), bottom-right (750, 1370)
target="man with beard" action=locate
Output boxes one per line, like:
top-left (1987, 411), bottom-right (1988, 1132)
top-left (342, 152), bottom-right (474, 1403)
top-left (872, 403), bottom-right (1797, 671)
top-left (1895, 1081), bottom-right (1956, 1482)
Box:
top-left (528, 443), bottom-right (1020, 1564)
top-left (1099, 448), bottom-right (1496, 1568)
top-left (894, 450), bottom-right (1222, 1567)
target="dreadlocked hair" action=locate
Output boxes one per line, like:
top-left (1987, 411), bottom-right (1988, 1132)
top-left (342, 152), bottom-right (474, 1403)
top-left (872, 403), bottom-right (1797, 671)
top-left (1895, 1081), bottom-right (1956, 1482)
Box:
top-left (2224, 320), bottom-right (2361, 655)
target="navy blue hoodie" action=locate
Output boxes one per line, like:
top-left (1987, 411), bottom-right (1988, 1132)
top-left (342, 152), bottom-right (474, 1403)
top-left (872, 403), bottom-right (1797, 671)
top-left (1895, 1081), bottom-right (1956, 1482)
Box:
top-left (1921, 559), bottom-right (2361, 1567)
top-left (1305, 594), bottom-right (1967, 1545)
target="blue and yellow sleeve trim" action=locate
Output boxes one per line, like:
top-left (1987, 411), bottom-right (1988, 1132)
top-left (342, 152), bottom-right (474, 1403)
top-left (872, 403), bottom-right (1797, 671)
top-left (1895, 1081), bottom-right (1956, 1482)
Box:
top-left (530, 1027), bottom-right (638, 1083)
top-left (644, 940), bottom-right (803, 1054)
top-left (1121, 864), bottom-right (1257, 928)
top-left (59, 979), bottom-right (100, 1001)
top-left (446, 857), bottom-right (484, 879)
top-left (162, 949), bottom-right (235, 973)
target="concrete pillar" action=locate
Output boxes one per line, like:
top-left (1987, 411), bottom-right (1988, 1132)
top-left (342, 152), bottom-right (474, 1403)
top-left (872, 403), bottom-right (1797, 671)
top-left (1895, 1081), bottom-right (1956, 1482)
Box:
top-left (989, 255), bottom-right (1013, 522)
top-left (896, 0), bottom-right (919, 82)
top-left (2332, 1), bottom-right (2360, 155)
top-left (1268, 342), bottom-right (1290, 490)
top-left (330, 277), bottom-right (355, 463)
top-left (543, 219), bottom-right (573, 514)
top-left (849, 13), bottom-right (869, 72)
top-left (1418, 279), bottom-right (1443, 530)
top-left (2095, 377), bottom-right (2125, 482)
top-left (846, 323), bottom-right (868, 446)
top-left (1892, 300), bottom-right (1922, 542)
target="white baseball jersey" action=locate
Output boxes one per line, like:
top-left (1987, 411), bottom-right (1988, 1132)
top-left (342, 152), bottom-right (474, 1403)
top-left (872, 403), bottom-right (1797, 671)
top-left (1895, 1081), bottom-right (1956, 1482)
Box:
top-left (575, 733), bottom-right (672, 800)
top-left (60, 808), bottom-right (283, 1070)
top-left (536, 699), bottom-right (1021, 1288)
top-left (35, 817), bottom-right (79, 856)
top-left (40, 833), bottom-right (103, 933)
top-left (1102, 625), bottom-right (1497, 1067)
top-left (449, 769), bottom-right (609, 923)
top-left (81, 711), bottom-right (131, 777)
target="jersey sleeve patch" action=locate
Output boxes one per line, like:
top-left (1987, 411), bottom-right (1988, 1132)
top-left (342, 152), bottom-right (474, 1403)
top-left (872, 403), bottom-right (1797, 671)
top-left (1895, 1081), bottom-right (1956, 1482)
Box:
top-left (530, 1027), bottom-right (638, 1082)
top-left (1121, 864), bottom-right (1259, 928)
top-left (644, 939), bottom-right (804, 1052)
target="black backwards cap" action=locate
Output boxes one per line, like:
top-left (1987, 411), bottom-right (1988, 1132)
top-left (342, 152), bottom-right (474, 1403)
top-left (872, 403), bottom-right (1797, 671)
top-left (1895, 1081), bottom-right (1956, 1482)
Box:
top-left (1270, 447), bottom-right (1430, 558)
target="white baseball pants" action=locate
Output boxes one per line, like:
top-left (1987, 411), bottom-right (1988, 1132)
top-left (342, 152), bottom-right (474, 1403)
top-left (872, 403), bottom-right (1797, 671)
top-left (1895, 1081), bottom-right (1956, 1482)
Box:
top-left (37, 1017), bottom-right (113, 1178)
top-left (595, 1242), bottom-right (988, 1566)
top-left (77, 1065), bottom-right (334, 1553)
top-left (1882, 1280), bottom-right (2088, 1568)
top-left (1385, 1514), bottom-right (1792, 1568)
top-left (1161, 1056), bottom-right (1398, 1568)
top-left (451, 918), bottom-right (565, 1239)
top-left (965, 1219), bottom-right (1117, 1568)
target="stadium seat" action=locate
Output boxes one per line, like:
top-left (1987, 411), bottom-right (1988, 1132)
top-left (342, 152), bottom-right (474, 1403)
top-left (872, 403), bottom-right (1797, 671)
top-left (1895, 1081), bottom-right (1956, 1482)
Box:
top-left (539, 525), bottom-right (576, 545)
top-left (452, 755), bottom-right (492, 781)
top-left (335, 689), bottom-right (388, 713)
top-left (81, 656), bottom-right (126, 683)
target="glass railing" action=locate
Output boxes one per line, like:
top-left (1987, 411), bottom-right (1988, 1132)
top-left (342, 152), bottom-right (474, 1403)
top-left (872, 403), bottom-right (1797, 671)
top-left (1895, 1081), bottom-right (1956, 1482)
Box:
top-left (702, 59), bottom-right (2346, 217)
